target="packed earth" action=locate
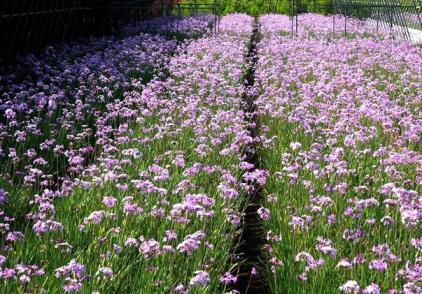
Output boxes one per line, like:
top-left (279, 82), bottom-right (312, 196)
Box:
top-left (0, 12), bottom-right (421, 294)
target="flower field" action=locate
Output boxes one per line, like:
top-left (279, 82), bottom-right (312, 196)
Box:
top-left (0, 12), bottom-right (421, 294)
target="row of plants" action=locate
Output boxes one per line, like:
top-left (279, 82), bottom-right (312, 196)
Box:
top-left (255, 13), bottom-right (421, 294)
top-left (0, 13), bottom-right (255, 292)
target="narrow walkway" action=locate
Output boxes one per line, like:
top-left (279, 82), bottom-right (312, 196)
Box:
top-left (233, 19), bottom-right (269, 294)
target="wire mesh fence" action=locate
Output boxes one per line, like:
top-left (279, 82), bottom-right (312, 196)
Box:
top-left (172, 1), bottom-right (221, 33)
top-left (332, 0), bottom-right (422, 39)
top-left (1, 0), bottom-right (421, 63)
top-left (278, 0), bottom-right (421, 40)
top-left (0, 0), bottom-right (158, 63)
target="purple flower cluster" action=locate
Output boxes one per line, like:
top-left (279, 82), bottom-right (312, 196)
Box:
top-left (0, 189), bottom-right (7, 205)
top-left (54, 259), bottom-right (86, 293)
top-left (0, 17), bottom-right (183, 266)
top-left (122, 14), bottom-right (215, 38)
top-left (257, 13), bottom-right (421, 293)
top-left (0, 13), bottom-right (255, 292)
top-left (259, 13), bottom-right (404, 39)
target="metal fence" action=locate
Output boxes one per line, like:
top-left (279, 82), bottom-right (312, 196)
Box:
top-left (1, 0), bottom-right (420, 63)
top-left (283, 0), bottom-right (421, 40)
top-left (174, 0), bottom-right (220, 15)
top-left (332, 0), bottom-right (422, 39)
top-left (0, 0), bottom-right (161, 63)
top-left (173, 0), bottom-right (221, 32)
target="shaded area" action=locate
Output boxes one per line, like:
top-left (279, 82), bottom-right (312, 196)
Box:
top-left (0, 0), bottom-right (171, 63)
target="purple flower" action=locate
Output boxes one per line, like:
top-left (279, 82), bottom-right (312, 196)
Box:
top-left (164, 230), bottom-right (177, 242)
top-left (0, 268), bottom-right (16, 279)
top-left (339, 280), bottom-right (360, 293)
top-left (6, 231), bottom-right (24, 242)
top-left (19, 275), bottom-right (31, 285)
top-left (295, 252), bottom-right (324, 270)
top-left (218, 183), bottom-right (239, 201)
top-left (125, 237), bottom-right (139, 247)
top-left (362, 283), bottom-right (381, 294)
top-left (337, 258), bottom-right (352, 269)
top-left (316, 236), bottom-right (337, 257)
top-left (369, 259), bottom-right (388, 271)
top-left (5, 109), bottom-right (16, 120)
top-left (257, 207), bottom-right (270, 221)
top-left (69, 155), bottom-right (84, 166)
top-left (83, 211), bottom-right (105, 225)
top-left (177, 231), bottom-right (205, 255)
top-left (327, 214), bottom-right (337, 225)
top-left (352, 254), bottom-right (366, 265)
top-left (63, 279), bottom-right (83, 293)
top-left (33, 220), bottom-right (63, 235)
top-left (139, 239), bottom-right (160, 258)
top-left (173, 284), bottom-right (188, 293)
top-left (97, 267), bottom-right (114, 278)
top-left (243, 169), bottom-right (269, 185)
top-left (54, 260), bottom-right (86, 292)
top-left (189, 270), bottom-right (210, 287)
top-left (0, 255), bottom-right (6, 266)
top-left (290, 142), bottom-right (302, 151)
top-left (55, 259), bottom-right (86, 279)
top-left (102, 196), bottom-right (117, 208)
top-left (410, 237), bottom-right (422, 251)
top-left (219, 272), bottom-right (237, 285)
top-left (0, 189), bottom-right (8, 205)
